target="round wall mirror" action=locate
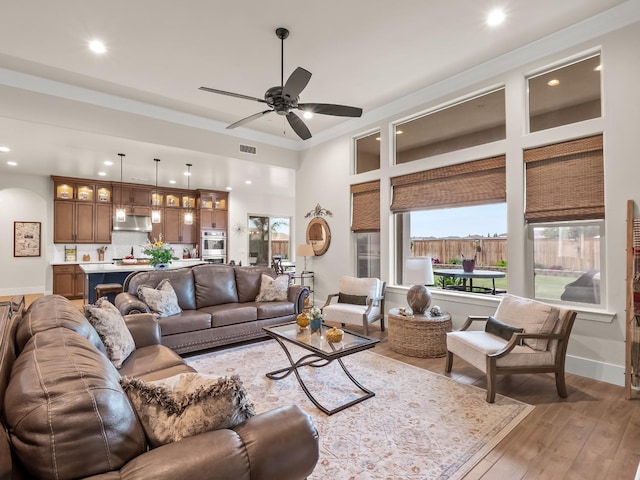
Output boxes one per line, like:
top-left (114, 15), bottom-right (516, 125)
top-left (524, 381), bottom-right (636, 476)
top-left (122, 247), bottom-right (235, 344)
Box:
top-left (306, 218), bottom-right (331, 256)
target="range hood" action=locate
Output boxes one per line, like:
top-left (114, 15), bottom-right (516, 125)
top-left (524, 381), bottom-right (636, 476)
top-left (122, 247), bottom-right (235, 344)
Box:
top-left (112, 214), bottom-right (152, 232)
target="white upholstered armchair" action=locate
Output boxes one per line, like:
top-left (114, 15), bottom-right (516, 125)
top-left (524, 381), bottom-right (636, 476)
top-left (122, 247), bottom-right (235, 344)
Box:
top-left (445, 294), bottom-right (577, 403)
top-left (321, 276), bottom-right (386, 336)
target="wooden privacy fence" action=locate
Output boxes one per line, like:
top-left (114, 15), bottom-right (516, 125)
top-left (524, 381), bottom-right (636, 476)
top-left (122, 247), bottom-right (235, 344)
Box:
top-left (411, 237), bottom-right (599, 271)
top-left (271, 240), bottom-right (290, 258)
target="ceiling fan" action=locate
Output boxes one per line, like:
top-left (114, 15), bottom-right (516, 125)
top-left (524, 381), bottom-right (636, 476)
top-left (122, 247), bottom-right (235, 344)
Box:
top-left (199, 27), bottom-right (363, 140)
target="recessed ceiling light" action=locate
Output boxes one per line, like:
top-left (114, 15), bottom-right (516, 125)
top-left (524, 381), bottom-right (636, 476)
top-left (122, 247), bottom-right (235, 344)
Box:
top-left (98, 171), bottom-right (106, 176)
top-left (89, 40), bottom-right (106, 54)
top-left (7, 161), bottom-right (17, 166)
top-left (303, 111), bottom-right (313, 120)
top-left (547, 79), bottom-right (560, 87)
top-left (376, 137), bottom-right (381, 141)
top-left (0, 146), bottom-right (10, 153)
top-left (184, 171), bottom-right (191, 176)
top-left (226, 186), bottom-right (232, 191)
top-left (487, 9), bottom-right (505, 26)
top-left (594, 65), bottom-right (602, 72)
top-left (396, 130), bottom-right (403, 135)
top-left (104, 160), bottom-right (113, 166)
top-left (245, 180), bottom-right (252, 185)
top-left (169, 179), bottom-right (176, 184)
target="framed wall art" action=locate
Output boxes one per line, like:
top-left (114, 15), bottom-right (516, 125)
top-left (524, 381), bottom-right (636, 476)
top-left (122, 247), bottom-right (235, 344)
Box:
top-left (14, 221), bottom-right (41, 257)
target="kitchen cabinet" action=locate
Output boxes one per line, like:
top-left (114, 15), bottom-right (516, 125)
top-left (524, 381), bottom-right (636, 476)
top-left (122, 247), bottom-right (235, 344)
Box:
top-left (197, 191), bottom-right (228, 230)
top-left (164, 208), bottom-right (195, 244)
top-left (199, 210), bottom-right (227, 229)
top-left (54, 201), bottom-right (96, 243)
top-left (113, 185), bottom-right (151, 206)
top-left (52, 264), bottom-right (84, 299)
top-left (95, 203), bottom-right (112, 244)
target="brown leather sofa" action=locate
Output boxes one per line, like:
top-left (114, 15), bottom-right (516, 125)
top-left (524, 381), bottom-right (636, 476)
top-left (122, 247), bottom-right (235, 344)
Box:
top-left (0, 295), bottom-right (319, 480)
top-left (115, 264), bottom-right (309, 354)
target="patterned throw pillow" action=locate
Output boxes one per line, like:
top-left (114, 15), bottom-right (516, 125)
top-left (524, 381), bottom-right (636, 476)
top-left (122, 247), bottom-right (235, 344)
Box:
top-left (137, 279), bottom-right (182, 318)
top-left (84, 297), bottom-right (135, 369)
top-left (120, 372), bottom-right (255, 448)
top-left (255, 274), bottom-right (289, 302)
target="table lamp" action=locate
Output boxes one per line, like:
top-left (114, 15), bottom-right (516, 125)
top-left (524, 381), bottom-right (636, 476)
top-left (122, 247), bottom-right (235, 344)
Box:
top-left (297, 244), bottom-right (315, 272)
top-left (404, 257), bottom-right (434, 314)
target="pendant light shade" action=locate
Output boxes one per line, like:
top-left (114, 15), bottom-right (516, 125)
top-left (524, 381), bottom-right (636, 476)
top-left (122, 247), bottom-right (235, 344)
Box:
top-left (151, 158), bottom-right (161, 224)
top-left (184, 163), bottom-right (193, 225)
top-left (115, 153), bottom-right (127, 223)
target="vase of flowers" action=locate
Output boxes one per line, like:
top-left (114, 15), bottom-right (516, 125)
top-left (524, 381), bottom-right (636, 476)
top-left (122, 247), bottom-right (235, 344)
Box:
top-left (143, 235), bottom-right (176, 268)
top-left (309, 306), bottom-right (323, 332)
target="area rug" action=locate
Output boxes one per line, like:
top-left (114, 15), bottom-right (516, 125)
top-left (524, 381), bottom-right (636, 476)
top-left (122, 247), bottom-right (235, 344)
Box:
top-left (186, 340), bottom-right (533, 480)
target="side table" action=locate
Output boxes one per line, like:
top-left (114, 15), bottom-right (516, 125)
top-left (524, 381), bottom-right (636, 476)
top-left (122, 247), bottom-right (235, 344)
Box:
top-left (388, 307), bottom-right (452, 358)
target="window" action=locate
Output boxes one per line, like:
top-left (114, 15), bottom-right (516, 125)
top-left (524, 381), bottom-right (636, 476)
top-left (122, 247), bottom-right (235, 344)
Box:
top-left (524, 135), bottom-right (604, 306)
top-left (355, 131), bottom-right (380, 174)
top-left (391, 156), bottom-right (507, 291)
top-left (531, 222), bottom-right (604, 305)
top-left (395, 89), bottom-right (505, 164)
top-left (248, 216), bottom-right (291, 266)
top-left (351, 181), bottom-right (381, 278)
top-left (528, 54), bottom-right (601, 133)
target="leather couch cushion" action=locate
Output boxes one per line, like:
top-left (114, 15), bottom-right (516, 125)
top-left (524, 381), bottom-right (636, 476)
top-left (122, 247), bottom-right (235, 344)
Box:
top-left (193, 264), bottom-right (239, 308)
top-left (127, 268), bottom-right (197, 311)
top-left (235, 267), bottom-right (274, 303)
top-left (15, 294), bottom-right (106, 355)
top-left (5, 328), bottom-right (145, 480)
top-left (256, 301), bottom-right (295, 320)
top-left (85, 297), bottom-right (136, 369)
top-left (118, 344), bottom-right (192, 379)
top-left (159, 310), bottom-right (212, 336)
top-left (200, 304), bottom-right (258, 327)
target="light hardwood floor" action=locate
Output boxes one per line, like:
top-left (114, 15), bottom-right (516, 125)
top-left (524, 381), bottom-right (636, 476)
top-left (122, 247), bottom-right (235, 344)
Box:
top-left (3, 294), bottom-right (639, 479)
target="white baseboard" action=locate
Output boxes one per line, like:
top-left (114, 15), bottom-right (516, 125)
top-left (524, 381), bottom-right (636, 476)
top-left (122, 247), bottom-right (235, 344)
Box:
top-left (0, 286), bottom-right (47, 297)
top-left (566, 354), bottom-right (625, 387)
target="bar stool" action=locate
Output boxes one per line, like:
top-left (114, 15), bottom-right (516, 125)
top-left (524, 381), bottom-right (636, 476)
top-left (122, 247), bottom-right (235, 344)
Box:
top-left (94, 283), bottom-right (123, 303)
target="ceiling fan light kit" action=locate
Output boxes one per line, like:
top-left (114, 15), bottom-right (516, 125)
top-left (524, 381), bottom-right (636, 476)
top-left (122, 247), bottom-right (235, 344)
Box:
top-left (199, 27), bottom-right (362, 140)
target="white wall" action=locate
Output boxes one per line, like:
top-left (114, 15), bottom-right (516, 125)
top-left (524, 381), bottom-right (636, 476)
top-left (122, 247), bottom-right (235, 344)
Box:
top-left (0, 172), bottom-right (52, 295)
top-left (296, 21), bottom-right (640, 386)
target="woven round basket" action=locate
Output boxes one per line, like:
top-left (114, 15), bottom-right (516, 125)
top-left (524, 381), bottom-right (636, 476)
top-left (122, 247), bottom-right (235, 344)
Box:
top-left (388, 308), bottom-right (452, 358)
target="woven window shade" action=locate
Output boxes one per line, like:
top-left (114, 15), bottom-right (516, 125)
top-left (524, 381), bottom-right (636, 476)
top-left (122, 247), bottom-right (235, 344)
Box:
top-left (351, 180), bottom-right (380, 232)
top-left (390, 156), bottom-right (506, 213)
top-left (524, 135), bottom-right (603, 223)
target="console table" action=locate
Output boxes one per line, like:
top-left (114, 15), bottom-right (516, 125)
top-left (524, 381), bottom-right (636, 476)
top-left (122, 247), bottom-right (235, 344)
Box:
top-left (293, 271), bottom-right (315, 303)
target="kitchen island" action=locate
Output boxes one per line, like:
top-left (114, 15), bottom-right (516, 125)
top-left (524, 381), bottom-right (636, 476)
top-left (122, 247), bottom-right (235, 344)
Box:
top-left (80, 259), bottom-right (205, 303)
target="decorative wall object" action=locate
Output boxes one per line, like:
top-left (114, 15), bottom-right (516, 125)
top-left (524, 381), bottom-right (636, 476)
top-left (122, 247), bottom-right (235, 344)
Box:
top-left (304, 203), bottom-right (333, 218)
top-left (306, 217), bottom-right (331, 256)
top-left (14, 221), bottom-right (41, 257)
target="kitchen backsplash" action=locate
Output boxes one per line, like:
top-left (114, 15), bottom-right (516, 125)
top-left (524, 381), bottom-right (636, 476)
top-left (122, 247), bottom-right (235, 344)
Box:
top-left (52, 231), bottom-right (197, 263)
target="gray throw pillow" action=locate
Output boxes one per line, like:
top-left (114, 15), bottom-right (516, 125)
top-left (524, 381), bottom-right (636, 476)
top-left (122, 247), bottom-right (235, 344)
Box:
top-left (485, 315), bottom-right (524, 342)
top-left (338, 292), bottom-right (368, 305)
top-left (137, 278), bottom-right (182, 318)
top-left (255, 274), bottom-right (289, 302)
top-left (120, 372), bottom-right (255, 448)
top-left (84, 297), bottom-right (135, 369)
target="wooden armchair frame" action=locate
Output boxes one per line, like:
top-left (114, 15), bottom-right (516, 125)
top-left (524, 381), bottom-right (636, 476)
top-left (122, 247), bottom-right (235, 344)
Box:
top-left (322, 281), bottom-right (386, 336)
top-left (446, 310), bottom-right (577, 403)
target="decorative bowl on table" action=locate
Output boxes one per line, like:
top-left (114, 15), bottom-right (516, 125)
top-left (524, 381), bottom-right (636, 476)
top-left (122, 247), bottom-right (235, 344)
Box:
top-left (326, 327), bottom-right (344, 343)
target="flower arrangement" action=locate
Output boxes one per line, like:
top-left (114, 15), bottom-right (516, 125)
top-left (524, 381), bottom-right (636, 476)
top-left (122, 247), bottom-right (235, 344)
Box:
top-left (308, 306), bottom-right (323, 331)
top-left (143, 235), bottom-right (176, 267)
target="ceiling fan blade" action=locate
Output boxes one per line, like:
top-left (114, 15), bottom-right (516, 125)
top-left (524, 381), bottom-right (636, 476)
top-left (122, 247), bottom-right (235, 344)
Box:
top-left (199, 86), bottom-right (267, 104)
top-left (298, 103), bottom-right (363, 117)
top-left (226, 110), bottom-right (273, 129)
top-left (286, 111), bottom-right (312, 140)
top-left (283, 67), bottom-right (312, 99)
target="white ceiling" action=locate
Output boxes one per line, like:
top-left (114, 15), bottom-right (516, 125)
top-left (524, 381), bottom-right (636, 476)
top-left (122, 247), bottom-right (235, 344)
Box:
top-left (0, 0), bottom-right (633, 194)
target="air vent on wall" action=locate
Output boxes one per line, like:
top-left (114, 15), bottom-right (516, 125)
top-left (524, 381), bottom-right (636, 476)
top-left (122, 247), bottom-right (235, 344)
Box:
top-left (239, 144), bottom-right (257, 155)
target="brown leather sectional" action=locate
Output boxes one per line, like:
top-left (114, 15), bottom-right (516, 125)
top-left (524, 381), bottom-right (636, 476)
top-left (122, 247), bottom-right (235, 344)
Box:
top-left (115, 264), bottom-right (309, 354)
top-left (0, 295), bottom-right (319, 479)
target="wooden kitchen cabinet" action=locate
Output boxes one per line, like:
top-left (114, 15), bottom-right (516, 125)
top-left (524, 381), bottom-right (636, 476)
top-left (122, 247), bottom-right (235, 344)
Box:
top-left (95, 203), bottom-right (112, 244)
top-left (52, 264), bottom-right (84, 299)
top-left (197, 190), bottom-right (228, 230)
top-left (113, 185), bottom-right (151, 206)
top-left (163, 208), bottom-right (195, 244)
top-left (54, 201), bottom-right (96, 243)
top-left (199, 209), bottom-right (227, 229)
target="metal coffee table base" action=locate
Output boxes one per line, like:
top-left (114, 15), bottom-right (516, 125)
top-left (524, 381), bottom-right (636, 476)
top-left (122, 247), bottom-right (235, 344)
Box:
top-left (266, 335), bottom-right (375, 416)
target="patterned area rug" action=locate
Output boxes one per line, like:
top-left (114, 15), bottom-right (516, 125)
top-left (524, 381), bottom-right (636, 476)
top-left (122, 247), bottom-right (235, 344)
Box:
top-left (186, 339), bottom-right (533, 480)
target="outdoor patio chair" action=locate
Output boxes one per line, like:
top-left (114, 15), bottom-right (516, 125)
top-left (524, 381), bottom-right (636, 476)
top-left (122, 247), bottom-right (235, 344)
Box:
top-left (445, 294), bottom-right (577, 403)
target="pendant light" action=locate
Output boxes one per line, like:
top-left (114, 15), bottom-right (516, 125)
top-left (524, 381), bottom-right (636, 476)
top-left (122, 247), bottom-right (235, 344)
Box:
top-left (115, 153), bottom-right (127, 223)
top-left (184, 163), bottom-right (193, 225)
top-left (151, 158), bottom-right (161, 224)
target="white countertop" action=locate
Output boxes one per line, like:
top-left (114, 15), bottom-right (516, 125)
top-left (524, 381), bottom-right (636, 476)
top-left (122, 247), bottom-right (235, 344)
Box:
top-left (79, 259), bottom-right (205, 274)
